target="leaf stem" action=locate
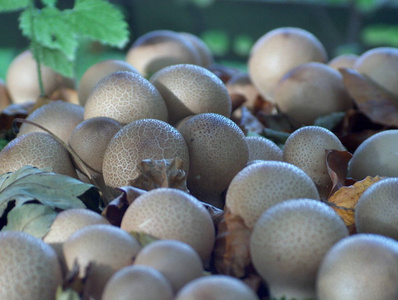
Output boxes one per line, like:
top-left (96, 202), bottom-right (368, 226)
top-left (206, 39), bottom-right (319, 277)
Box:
top-left (28, 0), bottom-right (45, 97)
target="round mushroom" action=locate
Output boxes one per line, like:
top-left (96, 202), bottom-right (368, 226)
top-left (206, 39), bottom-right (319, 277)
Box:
top-left (250, 199), bottom-right (349, 300)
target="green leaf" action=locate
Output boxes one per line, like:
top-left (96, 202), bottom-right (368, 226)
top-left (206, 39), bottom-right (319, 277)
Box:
top-left (2, 203), bottom-right (57, 238)
top-left (71, 0), bottom-right (129, 48)
top-left (314, 111), bottom-right (345, 131)
top-left (0, 166), bottom-right (98, 217)
top-left (0, 0), bottom-right (28, 12)
top-left (130, 231), bottom-right (159, 247)
top-left (41, 0), bottom-right (58, 7)
top-left (37, 45), bottom-right (75, 77)
top-left (56, 286), bottom-right (81, 300)
top-left (19, 7), bottom-right (78, 60)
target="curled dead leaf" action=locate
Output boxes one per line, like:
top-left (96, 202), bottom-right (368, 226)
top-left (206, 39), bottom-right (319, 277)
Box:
top-left (326, 175), bottom-right (384, 234)
top-left (211, 208), bottom-right (252, 278)
top-left (130, 158), bottom-right (189, 192)
top-left (340, 68), bottom-right (398, 127)
top-left (325, 149), bottom-right (353, 198)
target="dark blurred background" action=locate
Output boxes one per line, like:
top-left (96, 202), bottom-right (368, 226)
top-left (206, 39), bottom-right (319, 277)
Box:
top-left (1, 0), bottom-right (397, 79)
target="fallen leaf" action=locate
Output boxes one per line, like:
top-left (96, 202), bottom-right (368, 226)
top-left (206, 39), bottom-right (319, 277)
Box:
top-left (314, 111), bottom-right (346, 131)
top-left (0, 166), bottom-right (101, 230)
top-left (130, 158), bottom-right (189, 192)
top-left (230, 93), bottom-right (247, 112)
top-left (130, 231), bottom-right (159, 247)
top-left (239, 106), bottom-right (266, 135)
top-left (340, 68), bottom-right (398, 127)
top-left (211, 208), bottom-right (252, 278)
top-left (2, 203), bottom-right (57, 238)
top-left (326, 175), bottom-right (384, 233)
top-left (101, 186), bottom-right (146, 226)
top-left (325, 149), bottom-right (353, 198)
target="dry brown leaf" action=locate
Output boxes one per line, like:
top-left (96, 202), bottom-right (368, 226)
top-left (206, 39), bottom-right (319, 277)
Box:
top-left (211, 208), bottom-right (252, 278)
top-left (130, 158), bottom-right (189, 192)
top-left (340, 68), bottom-right (398, 127)
top-left (230, 93), bottom-right (247, 112)
top-left (325, 149), bottom-right (353, 198)
top-left (239, 106), bottom-right (266, 134)
top-left (327, 175), bottom-right (384, 234)
top-left (101, 186), bottom-right (146, 226)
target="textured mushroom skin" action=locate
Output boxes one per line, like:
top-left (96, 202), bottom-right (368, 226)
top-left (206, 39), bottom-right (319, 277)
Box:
top-left (0, 131), bottom-right (77, 178)
top-left (0, 231), bottom-right (62, 300)
top-left (102, 119), bottom-right (189, 189)
top-left (84, 71), bottom-right (168, 125)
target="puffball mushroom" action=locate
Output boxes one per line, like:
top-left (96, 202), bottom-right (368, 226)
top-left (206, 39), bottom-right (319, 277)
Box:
top-left (177, 113), bottom-right (249, 207)
top-left (327, 53), bottom-right (358, 71)
top-left (43, 208), bottom-right (110, 273)
top-left (316, 234), bottom-right (398, 299)
top-left (179, 32), bottom-right (214, 67)
top-left (6, 50), bottom-right (68, 103)
top-left (84, 71), bottom-right (168, 125)
top-left (120, 188), bottom-right (215, 261)
top-left (283, 125), bottom-right (346, 200)
top-left (248, 27), bottom-right (327, 102)
top-left (78, 59), bottom-right (139, 106)
top-left (245, 136), bottom-right (283, 162)
top-left (126, 30), bottom-right (201, 78)
top-left (0, 132), bottom-right (77, 178)
top-left (102, 265), bottom-right (174, 300)
top-left (354, 47), bottom-right (398, 97)
top-left (69, 116), bottom-right (122, 174)
top-left (102, 118), bottom-right (189, 189)
top-left (134, 239), bottom-right (203, 293)
top-left (274, 62), bottom-right (353, 125)
top-left (348, 129), bottom-right (398, 180)
top-left (63, 224), bottom-right (141, 300)
top-left (175, 275), bottom-right (259, 300)
top-left (226, 161), bottom-right (320, 229)
top-left (0, 231), bottom-right (62, 300)
top-left (150, 64), bottom-right (232, 125)
top-left (17, 100), bottom-right (84, 144)
top-left (355, 178), bottom-right (398, 240)
top-left (250, 199), bottom-right (349, 300)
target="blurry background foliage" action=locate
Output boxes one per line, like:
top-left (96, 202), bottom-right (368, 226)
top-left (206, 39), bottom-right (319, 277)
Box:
top-left (0, 0), bottom-right (397, 80)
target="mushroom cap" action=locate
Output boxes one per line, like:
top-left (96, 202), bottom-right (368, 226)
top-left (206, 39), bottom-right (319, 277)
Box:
top-left (355, 177), bottom-right (398, 240)
top-left (226, 161), bottom-right (320, 228)
top-left (84, 71), bottom-right (168, 125)
top-left (245, 136), bottom-right (283, 162)
top-left (0, 231), bottom-right (62, 300)
top-left (126, 30), bottom-right (201, 78)
top-left (248, 27), bottom-right (327, 102)
top-left (120, 188), bottom-right (215, 261)
top-left (69, 116), bottom-right (122, 173)
top-left (78, 59), bottom-right (139, 106)
top-left (150, 64), bottom-right (231, 125)
top-left (354, 47), bottom-right (398, 97)
top-left (17, 100), bottom-right (84, 144)
top-left (0, 131), bottom-right (77, 178)
top-left (283, 125), bottom-right (346, 199)
top-left (179, 32), bottom-right (214, 67)
top-left (274, 62), bottom-right (353, 125)
top-left (250, 199), bottom-right (349, 300)
top-left (175, 275), bottom-right (259, 300)
top-left (327, 54), bottom-right (358, 71)
top-left (316, 234), bottom-right (398, 300)
top-left (6, 50), bottom-right (61, 103)
top-left (134, 239), bottom-right (203, 293)
top-left (102, 265), bottom-right (174, 300)
top-left (63, 224), bottom-right (142, 300)
top-left (348, 129), bottom-right (398, 180)
top-left (102, 118), bottom-right (189, 188)
top-left (177, 113), bottom-right (248, 205)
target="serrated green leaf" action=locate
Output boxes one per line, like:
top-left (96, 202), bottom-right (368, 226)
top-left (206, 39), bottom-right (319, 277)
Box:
top-left (72, 0), bottom-right (129, 48)
top-left (0, 0), bottom-right (28, 12)
top-left (0, 166), bottom-right (98, 217)
top-left (56, 286), bottom-right (81, 300)
top-left (41, 0), bottom-right (58, 7)
top-left (2, 203), bottom-right (57, 238)
top-left (19, 7), bottom-right (77, 60)
top-left (37, 45), bottom-right (75, 77)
